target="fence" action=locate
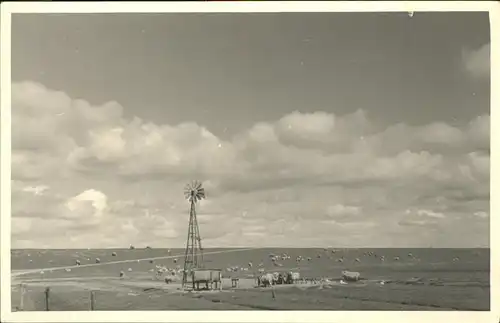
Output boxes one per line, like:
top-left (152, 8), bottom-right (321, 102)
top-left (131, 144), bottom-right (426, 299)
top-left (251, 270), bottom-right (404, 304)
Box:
top-left (13, 284), bottom-right (101, 311)
top-left (11, 281), bottom-right (260, 311)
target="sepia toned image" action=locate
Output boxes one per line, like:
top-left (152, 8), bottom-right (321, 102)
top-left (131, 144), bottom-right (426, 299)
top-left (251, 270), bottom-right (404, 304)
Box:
top-left (2, 2), bottom-right (493, 317)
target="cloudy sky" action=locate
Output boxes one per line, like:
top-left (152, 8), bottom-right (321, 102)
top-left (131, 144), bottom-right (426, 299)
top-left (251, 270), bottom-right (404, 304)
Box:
top-left (11, 12), bottom-right (490, 249)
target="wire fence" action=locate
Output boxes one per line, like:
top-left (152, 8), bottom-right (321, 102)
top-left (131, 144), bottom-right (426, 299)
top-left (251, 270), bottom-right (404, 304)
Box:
top-left (11, 282), bottom-right (251, 311)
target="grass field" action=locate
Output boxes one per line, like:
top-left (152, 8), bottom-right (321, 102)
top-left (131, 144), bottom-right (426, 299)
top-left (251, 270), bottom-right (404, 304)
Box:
top-left (11, 248), bottom-right (490, 311)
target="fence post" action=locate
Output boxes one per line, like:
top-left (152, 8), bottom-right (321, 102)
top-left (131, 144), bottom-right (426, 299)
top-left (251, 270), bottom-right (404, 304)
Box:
top-left (44, 287), bottom-right (50, 311)
top-left (90, 290), bottom-right (96, 311)
top-left (19, 284), bottom-right (25, 311)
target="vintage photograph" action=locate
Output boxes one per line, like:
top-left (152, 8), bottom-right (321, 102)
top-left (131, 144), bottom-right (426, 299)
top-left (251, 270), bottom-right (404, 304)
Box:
top-left (6, 6), bottom-right (491, 313)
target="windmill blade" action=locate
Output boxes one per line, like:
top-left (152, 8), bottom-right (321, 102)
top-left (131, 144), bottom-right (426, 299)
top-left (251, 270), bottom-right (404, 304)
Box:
top-left (195, 181), bottom-right (202, 190)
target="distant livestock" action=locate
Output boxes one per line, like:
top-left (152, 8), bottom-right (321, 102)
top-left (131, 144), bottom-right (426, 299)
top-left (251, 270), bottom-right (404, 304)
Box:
top-left (342, 270), bottom-right (361, 282)
top-left (76, 260), bottom-right (81, 266)
top-left (394, 256), bottom-right (400, 261)
top-left (287, 272), bottom-right (301, 284)
top-left (112, 252), bottom-right (117, 256)
top-left (119, 271), bottom-right (124, 278)
top-left (95, 258), bottom-right (101, 263)
top-left (355, 258), bottom-right (361, 263)
top-left (129, 245), bottom-right (135, 250)
top-left (257, 273), bottom-right (275, 287)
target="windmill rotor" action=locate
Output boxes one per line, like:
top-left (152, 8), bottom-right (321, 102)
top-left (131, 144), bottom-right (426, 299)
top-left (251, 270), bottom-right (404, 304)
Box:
top-left (184, 180), bottom-right (206, 203)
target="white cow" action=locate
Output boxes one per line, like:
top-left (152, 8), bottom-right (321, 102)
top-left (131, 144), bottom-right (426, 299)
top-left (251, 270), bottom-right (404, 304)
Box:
top-left (258, 273), bottom-right (275, 287)
top-left (342, 270), bottom-right (360, 282)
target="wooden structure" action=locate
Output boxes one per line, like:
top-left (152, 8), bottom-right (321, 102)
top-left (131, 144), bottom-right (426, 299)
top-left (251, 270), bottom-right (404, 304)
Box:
top-left (191, 268), bottom-right (222, 291)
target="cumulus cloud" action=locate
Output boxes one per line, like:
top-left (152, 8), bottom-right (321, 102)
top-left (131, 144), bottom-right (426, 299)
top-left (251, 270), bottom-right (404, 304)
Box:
top-left (10, 81), bottom-right (490, 248)
top-left (462, 43), bottom-right (490, 79)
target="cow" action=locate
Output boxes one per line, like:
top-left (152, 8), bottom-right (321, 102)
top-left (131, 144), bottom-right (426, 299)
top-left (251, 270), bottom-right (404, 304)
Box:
top-left (258, 273), bottom-right (274, 287)
top-left (112, 252), bottom-right (117, 256)
top-left (286, 271), bottom-right (300, 284)
top-left (76, 260), bottom-right (81, 266)
top-left (95, 258), bottom-right (101, 263)
top-left (342, 270), bottom-right (360, 282)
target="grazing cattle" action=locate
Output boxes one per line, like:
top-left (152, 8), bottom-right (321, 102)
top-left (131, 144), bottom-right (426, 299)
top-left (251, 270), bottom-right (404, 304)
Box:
top-left (355, 258), bottom-right (361, 263)
top-left (76, 260), bottom-right (81, 266)
top-left (95, 258), bottom-right (101, 263)
top-left (119, 271), bottom-right (125, 278)
top-left (146, 246), bottom-right (152, 249)
top-left (65, 268), bottom-right (71, 272)
top-left (394, 256), bottom-right (400, 261)
top-left (149, 260), bottom-right (154, 264)
top-left (173, 258), bottom-right (177, 264)
top-left (337, 258), bottom-right (344, 263)
top-left (258, 273), bottom-right (274, 287)
top-left (453, 257), bottom-right (460, 262)
top-left (408, 253), bottom-right (413, 258)
top-left (29, 259), bottom-right (33, 263)
top-left (307, 257), bottom-right (312, 262)
top-left (248, 262), bottom-right (253, 268)
top-left (112, 252), bottom-right (117, 256)
top-left (129, 245), bottom-right (135, 250)
top-left (128, 268), bottom-right (132, 272)
top-left (342, 270), bottom-right (361, 282)
top-left (286, 271), bottom-right (300, 284)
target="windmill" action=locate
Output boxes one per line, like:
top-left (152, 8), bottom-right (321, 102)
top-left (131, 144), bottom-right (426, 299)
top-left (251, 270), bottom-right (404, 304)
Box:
top-left (182, 180), bottom-right (206, 288)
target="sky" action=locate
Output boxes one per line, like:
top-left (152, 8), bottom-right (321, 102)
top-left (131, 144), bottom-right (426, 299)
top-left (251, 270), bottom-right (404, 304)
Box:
top-left (10, 12), bottom-right (490, 248)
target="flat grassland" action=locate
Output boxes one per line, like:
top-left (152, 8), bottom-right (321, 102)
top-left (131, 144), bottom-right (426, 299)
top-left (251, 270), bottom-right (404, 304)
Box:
top-left (11, 248), bottom-right (490, 311)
